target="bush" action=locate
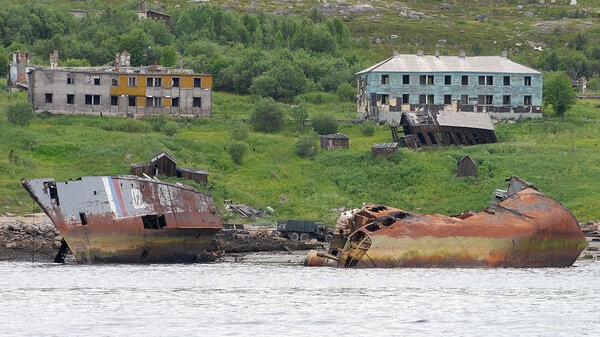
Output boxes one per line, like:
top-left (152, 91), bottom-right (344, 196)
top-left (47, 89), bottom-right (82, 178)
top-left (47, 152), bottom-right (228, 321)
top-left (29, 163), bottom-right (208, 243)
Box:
top-left (101, 118), bottom-right (150, 133)
top-left (336, 82), bottom-right (355, 102)
top-left (230, 122), bottom-right (249, 141)
top-left (228, 141), bottom-right (248, 165)
top-left (250, 97), bottom-right (285, 132)
top-left (150, 113), bottom-right (168, 132)
top-left (294, 134), bottom-right (319, 158)
top-left (291, 102), bottom-right (308, 130)
top-left (162, 121), bottom-right (179, 136)
top-left (311, 113), bottom-right (338, 135)
top-left (6, 102), bottom-right (35, 126)
top-left (359, 121), bottom-right (376, 136)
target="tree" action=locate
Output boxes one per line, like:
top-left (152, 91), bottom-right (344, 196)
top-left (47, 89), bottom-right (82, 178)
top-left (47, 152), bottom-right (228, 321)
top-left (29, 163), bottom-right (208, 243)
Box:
top-left (6, 102), bottom-right (34, 126)
top-left (543, 71), bottom-right (576, 121)
top-left (336, 82), bottom-right (355, 102)
top-left (294, 134), bottom-right (318, 158)
top-left (250, 98), bottom-right (285, 132)
top-left (228, 141), bottom-right (248, 165)
top-left (229, 122), bottom-right (249, 141)
top-left (160, 45), bottom-right (178, 67)
top-left (311, 113), bottom-right (337, 135)
top-left (291, 102), bottom-right (308, 130)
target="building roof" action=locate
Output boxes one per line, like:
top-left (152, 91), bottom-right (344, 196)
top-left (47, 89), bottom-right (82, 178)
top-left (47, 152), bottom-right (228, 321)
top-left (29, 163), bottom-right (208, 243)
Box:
top-left (356, 54), bottom-right (541, 75)
top-left (32, 66), bottom-right (208, 76)
top-left (403, 111), bottom-right (494, 131)
top-left (177, 166), bottom-right (208, 175)
top-left (150, 151), bottom-right (177, 164)
top-left (320, 133), bottom-right (349, 139)
top-left (372, 142), bottom-right (399, 149)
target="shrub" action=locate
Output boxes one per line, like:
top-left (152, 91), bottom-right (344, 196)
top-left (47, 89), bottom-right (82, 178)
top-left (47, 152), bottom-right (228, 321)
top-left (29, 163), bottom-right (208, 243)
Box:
top-left (250, 97), bottom-right (285, 132)
top-left (162, 121), bottom-right (179, 136)
top-left (291, 102), bottom-right (308, 130)
top-left (6, 102), bottom-right (35, 126)
top-left (228, 141), bottom-right (248, 165)
top-left (359, 121), bottom-right (376, 136)
top-left (150, 113), bottom-right (168, 132)
top-left (336, 82), bottom-right (355, 102)
top-left (101, 118), bottom-right (150, 133)
top-left (311, 113), bottom-right (338, 135)
top-left (229, 122), bottom-right (249, 141)
top-left (294, 134), bottom-right (319, 158)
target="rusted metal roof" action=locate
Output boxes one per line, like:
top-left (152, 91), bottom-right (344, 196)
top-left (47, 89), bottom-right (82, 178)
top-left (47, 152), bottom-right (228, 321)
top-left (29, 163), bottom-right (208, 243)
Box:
top-left (372, 143), bottom-right (399, 149)
top-left (321, 133), bottom-right (349, 139)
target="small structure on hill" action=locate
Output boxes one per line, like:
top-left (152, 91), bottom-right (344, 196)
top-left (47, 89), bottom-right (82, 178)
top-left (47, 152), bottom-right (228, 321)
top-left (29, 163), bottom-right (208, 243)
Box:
top-left (371, 143), bottom-right (399, 157)
top-left (6, 50), bottom-right (33, 89)
top-left (320, 133), bottom-right (349, 150)
top-left (456, 155), bottom-right (477, 177)
top-left (131, 151), bottom-right (208, 185)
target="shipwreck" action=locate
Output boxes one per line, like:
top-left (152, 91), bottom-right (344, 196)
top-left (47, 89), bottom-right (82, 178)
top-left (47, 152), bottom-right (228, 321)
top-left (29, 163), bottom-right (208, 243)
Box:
top-left (21, 175), bottom-right (223, 263)
top-left (306, 177), bottom-right (587, 268)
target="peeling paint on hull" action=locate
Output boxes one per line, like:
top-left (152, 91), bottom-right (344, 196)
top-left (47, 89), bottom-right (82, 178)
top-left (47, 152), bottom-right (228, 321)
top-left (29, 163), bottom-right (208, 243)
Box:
top-left (21, 176), bottom-right (222, 264)
top-left (306, 181), bottom-right (587, 268)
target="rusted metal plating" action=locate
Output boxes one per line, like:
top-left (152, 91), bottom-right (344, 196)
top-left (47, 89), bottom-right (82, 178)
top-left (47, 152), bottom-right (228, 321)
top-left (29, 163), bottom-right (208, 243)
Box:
top-left (306, 178), bottom-right (587, 268)
top-left (21, 175), bottom-right (222, 263)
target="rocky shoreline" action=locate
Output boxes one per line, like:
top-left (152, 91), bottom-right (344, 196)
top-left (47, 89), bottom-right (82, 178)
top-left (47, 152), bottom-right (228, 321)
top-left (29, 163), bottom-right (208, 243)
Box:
top-left (1, 214), bottom-right (598, 263)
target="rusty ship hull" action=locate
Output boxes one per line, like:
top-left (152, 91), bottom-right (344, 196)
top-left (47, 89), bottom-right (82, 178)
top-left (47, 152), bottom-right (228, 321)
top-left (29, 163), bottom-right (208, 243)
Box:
top-left (22, 176), bottom-right (223, 263)
top-left (306, 180), bottom-right (587, 268)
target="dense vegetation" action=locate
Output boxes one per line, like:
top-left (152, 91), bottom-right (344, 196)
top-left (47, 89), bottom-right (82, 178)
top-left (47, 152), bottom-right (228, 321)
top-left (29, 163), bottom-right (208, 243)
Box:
top-left (1, 1), bottom-right (600, 224)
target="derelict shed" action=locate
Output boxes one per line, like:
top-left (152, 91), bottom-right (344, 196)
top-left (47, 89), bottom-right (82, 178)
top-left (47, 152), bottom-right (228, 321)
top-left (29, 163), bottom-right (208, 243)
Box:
top-left (131, 151), bottom-right (209, 185)
top-left (320, 133), bottom-right (349, 150)
top-left (176, 167), bottom-right (208, 185)
top-left (456, 155), bottom-right (477, 177)
top-left (371, 143), bottom-right (399, 157)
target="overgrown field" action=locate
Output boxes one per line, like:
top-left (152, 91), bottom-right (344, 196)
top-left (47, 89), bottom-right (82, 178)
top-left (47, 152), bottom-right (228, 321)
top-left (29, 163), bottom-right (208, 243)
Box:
top-left (1, 84), bottom-right (599, 224)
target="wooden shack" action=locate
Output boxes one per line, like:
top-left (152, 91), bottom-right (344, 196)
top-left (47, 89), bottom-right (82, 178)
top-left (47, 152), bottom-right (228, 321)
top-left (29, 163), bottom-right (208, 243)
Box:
top-left (131, 151), bottom-right (208, 185)
top-left (371, 143), bottom-right (399, 157)
top-left (320, 133), bottom-right (349, 150)
top-left (456, 155), bottom-right (477, 177)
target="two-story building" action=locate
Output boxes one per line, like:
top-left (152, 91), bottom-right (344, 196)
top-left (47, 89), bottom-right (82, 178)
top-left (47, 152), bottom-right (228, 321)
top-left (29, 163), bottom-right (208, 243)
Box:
top-left (356, 51), bottom-right (542, 123)
top-left (27, 51), bottom-right (212, 118)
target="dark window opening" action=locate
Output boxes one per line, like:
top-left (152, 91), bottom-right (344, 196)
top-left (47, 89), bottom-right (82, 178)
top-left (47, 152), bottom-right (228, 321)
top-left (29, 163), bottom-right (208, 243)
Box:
top-left (486, 95), bottom-right (493, 105)
top-left (417, 133), bottom-right (426, 145)
top-left (142, 215), bottom-right (167, 229)
top-left (461, 76), bottom-right (468, 85)
top-left (436, 132), bottom-right (444, 145)
top-left (429, 132), bottom-right (438, 145)
top-left (403, 75), bottom-right (410, 84)
top-left (445, 75), bottom-right (451, 85)
top-left (111, 77), bottom-right (118, 87)
top-left (85, 95), bottom-right (93, 105)
top-left (503, 76), bottom-right (510, 86)
top-left (420, 75), bottom-right (426, 85)
top-left (193, 97), bottom-right (202, 107)
top-left (128, 77), bottom-right (137, 87)
top-left (93, 95), bottom-right (100, 105)
top-left (111, 95), bottom-right (118, 106)
top-left (460, 95), bottom-right (469, 105)
top-left (93, 77), bottom-right (100, 85)
top-left (524, 95), bottom-right (532, 106)
top-left (402, 94), bottom-right (409, 104)
top-left (67, 94), bottom-right (74, 105)
top-left (155, 77), bottom-right (162, 87)
top-left (172, 78), bottom-right (180, 87)
top-left (44, 182), bottom-right (60, 205)
top-left (381, 94), bottom-right (389, 104)
top-left (503, 95), bottom-right (511, 105)
top-left (419, 94), bottom-right (426, 104)
top-left (381, 74), bottom-right (389, 84)
top-left (193, 78), bottom-right (202, 87)
top-left (67, 74), bottom-right (74, 85)
top-left (478, 76), bottom-right (485, 85)
top-left (79, 212), bottom-right (88, 225)
top-left (427, 94), bottom-right (434, 104)
top-left (172, 97), bottom-right (179, 107)
top-left (147, 77), bottom-right (153, 87)
top-left (45, 93), bottom-right (53, 103)
top-left (524, 76), bottom-right (531, 86)
top-left (129, 96), bottom-right (136, 107)
top-left (444, 95), bottom-right (452, 104)
top-left (486, 76), bottom-right (493, 85)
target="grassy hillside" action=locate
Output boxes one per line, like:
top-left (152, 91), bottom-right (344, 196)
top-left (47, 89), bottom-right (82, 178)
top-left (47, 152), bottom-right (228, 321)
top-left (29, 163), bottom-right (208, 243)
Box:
top-left (1, 79), bottom-right (599, 224)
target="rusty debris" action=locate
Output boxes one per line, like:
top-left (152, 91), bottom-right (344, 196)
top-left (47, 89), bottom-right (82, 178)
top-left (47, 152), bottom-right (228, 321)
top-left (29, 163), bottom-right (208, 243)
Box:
top-left (306, 177), bottom-right (587, 268)
top-left (21, 175), bottom-right (222, 263)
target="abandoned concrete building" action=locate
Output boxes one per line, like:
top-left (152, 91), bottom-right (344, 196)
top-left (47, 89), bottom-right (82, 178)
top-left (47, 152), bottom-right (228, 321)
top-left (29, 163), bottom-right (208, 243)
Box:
top-left (26, 51), bottom-right (212, 118)
top-left (7, 50), bottom-right (33, 89)
top-left (356, 51), bottom-right (542, 123)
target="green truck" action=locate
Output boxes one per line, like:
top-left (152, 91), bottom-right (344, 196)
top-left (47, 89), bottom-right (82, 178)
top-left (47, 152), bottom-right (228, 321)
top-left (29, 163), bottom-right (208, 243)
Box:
top-left (276, 220), bottom-right (334, 242)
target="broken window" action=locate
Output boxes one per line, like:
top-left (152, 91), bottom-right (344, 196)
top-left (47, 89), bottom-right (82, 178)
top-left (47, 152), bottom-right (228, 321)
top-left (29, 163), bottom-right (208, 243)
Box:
top-left (486, 95), bottom-right (493, 104)
top-left (193, 78), bottom-right (202, 88)
top-left (67, 74), bottom-right (74, 85)
top-left (93, 77), bottom-right (100, 85)
top-left (420, 75), bottom-right (426, 85)
top-left (503, 95), bottom-right (511, 105)
top-left (445, 75), bottom-right (451, 85)
top-left (45, 93), bottom-right (53, 103)
top-left (381, 74), bottom-right (389, 84)
top-left (429, 132), bottom-right (438, 145)
top-left (444, 94), bottom-right (452, 104)
top-left (478, 76), bottom-right (485, 85)
top-left (486, 76), bottom-right (493, 85)
top-left (402, 94), bottom-right (409, 104)
top-left (44, 181), bottom-right (59, 205)
top-left (155, 77), bottom-right (162, 87)
top-left (381, 94), bottom-right (389, 104)
top-left (93, 95), bottom-right (100, 105)
top-left (111, 95), bottom-right (118, 106)
top-left (85, 95), bottom-right (93, 105)
top-left (128, 96), bottom-right (136, 107)
top-left (111, 77), bottom-right (118, 87)
top-left (504, 76), bottom-right (510, 86)
top-left (403, 75), bottom-right (410, 84)
top-left (524, 76), bottom-right (531, 86)
top-left (524, 95), bottom-right (532, 106)
top-left (419, 94), bottom-right (426, 104)
top-left (172, 97), bottom-right (179, 107)
top-left (128, 76), bottom-right (137, 87)
top-left (146, 97), bottom-right (161, 107)
top-left (460, 95), bottom-right (469, 105)
top-left (427, 75), bottom-right (434, 85)
top-left (193, 97), bottom-right (202, 107)
top-left (462, 75), bottom-right (469, 85)
top-left (67, 94), bottom-right (74, 104)
top-left (172, 77), bottom-right (180, 87)
top-left (427, 94), bottom-right (434, 104)
top-left (79, 212), bottom-right (87, 226)
top-left (147, 77), bottom-right (153, 87)
top-left (142, 215), bottom-right (166, 229)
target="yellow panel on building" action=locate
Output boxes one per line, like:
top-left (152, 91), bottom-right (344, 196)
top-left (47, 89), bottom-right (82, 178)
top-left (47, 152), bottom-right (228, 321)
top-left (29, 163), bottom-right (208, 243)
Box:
top-left (136, 96), bottom-right (146, 107)
top-left (180, 76), bottom-right (194, 89)
top-left (164, 97), bottom-right (172, 107)
top-left (179, 75), bottom-right (213, 89)
top-left (110, 74), bottom-right (147, 96)
top-left (202, 75), bottom-right (212, 89)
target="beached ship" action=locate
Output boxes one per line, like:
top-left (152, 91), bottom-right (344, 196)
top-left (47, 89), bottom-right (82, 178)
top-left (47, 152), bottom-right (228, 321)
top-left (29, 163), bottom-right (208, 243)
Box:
top-left (21, 175), bottom-right (223, 263)
top-left (306, 177), bottom-right (587, 268)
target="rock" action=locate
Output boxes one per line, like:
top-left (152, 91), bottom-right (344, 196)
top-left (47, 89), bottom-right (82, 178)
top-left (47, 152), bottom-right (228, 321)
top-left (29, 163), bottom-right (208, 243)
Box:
top-left (570, 0), bottom-right (577, 5)
top-left (4, 212), bottom-right (15, 217)
top-left (436, 39), bottom-right (447, 47)
top-left (390, 34), bottom-right (398, 39)
top-left (5, 242), bottom-right (17, 248)
top-left (517, 5), bottom-right (523, 11)
top-left (439, 3), bottom-right (451, 10)
top-left (475, 15), bottom-right (488, 22)
top-left (524, 11), bottom-right (534, 17)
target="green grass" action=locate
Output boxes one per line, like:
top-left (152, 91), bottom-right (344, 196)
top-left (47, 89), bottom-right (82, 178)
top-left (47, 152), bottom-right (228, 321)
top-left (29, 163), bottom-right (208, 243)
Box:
top-left (1, 78), bottom-right (600, 224)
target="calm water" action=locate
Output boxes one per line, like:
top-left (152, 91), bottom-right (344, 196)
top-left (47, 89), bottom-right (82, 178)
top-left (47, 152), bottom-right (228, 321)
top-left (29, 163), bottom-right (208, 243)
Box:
top-left (0, 258), bottom-right (598, 336)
